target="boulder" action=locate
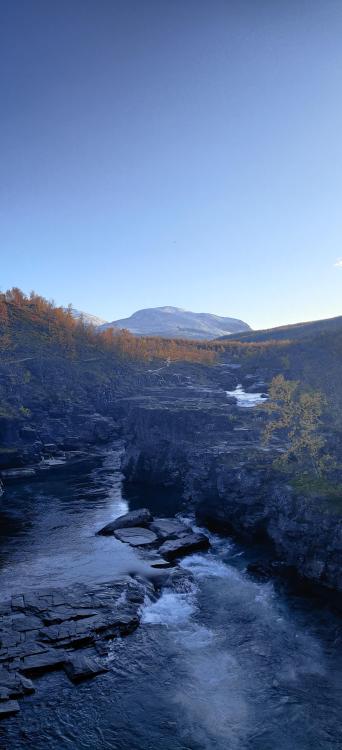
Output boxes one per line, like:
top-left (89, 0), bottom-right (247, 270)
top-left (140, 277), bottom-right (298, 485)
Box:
top-left (148, 557), bottom-right (175, 569)
top-left (159, 533), bottom-right (210, 560)
top-left (63, 653), bottom-right (108, 683)
top-left (113, 527), bottom-right (158, 546)
top-left (150, 517), bottom-right (189, 539)
top-left (97, 508), bottom-right (153, 535)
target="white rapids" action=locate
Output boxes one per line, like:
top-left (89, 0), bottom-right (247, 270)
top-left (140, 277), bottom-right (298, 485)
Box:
top-left (226, 384), bottom-right (267, 408)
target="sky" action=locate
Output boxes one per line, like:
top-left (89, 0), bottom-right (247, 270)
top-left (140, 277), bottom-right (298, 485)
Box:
top-left (1, 0), bottom-right (342, 330)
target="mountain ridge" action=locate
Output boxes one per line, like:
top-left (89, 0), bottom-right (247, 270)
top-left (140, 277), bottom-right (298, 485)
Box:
top-left (99, 305), bottom-right (251, 340)
top-left (217, 313), bottom-right (342, 343)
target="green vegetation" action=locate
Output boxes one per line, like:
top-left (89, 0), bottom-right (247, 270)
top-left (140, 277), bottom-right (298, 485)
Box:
top-left (262, 375), bottom-right (333, 477)
top-left (291, 476), bottom-right (342, 513)
top-left (218, 314), bottom-right (342, 344)
top-left (218, 315), bottom-right (342, 432)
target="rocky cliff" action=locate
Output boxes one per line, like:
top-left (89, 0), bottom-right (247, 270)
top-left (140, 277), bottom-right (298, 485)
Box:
top-left (119, 363), bottom-right (342, 594)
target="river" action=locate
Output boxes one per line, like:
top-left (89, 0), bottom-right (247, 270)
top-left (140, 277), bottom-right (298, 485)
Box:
top-left (0, 445), bottom-right (341, 749)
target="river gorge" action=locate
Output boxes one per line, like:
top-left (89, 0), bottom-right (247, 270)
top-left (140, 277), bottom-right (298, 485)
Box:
top-left (0, 442), bottom-right (341, 750)
top-left (0, 356), bottom-right (342, 749)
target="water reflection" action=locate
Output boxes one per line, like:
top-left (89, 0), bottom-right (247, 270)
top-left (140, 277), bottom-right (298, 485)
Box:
top-left (0, 445), bottom-right (135, 597)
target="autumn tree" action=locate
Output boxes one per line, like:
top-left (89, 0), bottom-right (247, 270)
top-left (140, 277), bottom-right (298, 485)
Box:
top-left (262, 374), bottom-right (332, 476)
top-left (0, 295), bottom-right (8, 324)
top-left (0, 294), bottom-right (11, 352)
top-left (5, 287), bottom-right (26, 306)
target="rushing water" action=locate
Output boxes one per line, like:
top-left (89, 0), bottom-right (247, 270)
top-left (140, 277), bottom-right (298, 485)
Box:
top-left (0, 446), bottom-right (341, 750)
top-left (226, 385), bottom-right (267, 408)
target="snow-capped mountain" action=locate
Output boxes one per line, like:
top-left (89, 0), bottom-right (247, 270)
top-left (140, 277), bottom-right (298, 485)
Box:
top-left (67, 308), bottom-right (108, 327)
top-left (99, 306), bottom-right (251, 340)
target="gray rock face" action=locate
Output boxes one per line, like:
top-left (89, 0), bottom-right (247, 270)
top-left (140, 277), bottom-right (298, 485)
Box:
top-left (0, 577), bottom-right (152, 718)
top-left (120, 370), bottom-right (342, 593)
top-left (97, 508), bottom-right (153, 535)
top-left (150, 518), bottom-right (189, 539)
top-left (159, 533), bottom-right (210, 560)
top-left (113, 527), bottom-right (158, 546)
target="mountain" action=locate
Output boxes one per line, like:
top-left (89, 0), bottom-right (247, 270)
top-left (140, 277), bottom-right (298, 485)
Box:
top-left (217, 314), bottom-right (342, 343)
top-left (100, 306), bottom-right (251, 340)
top-left (67, 308), bottom-right (108, 327)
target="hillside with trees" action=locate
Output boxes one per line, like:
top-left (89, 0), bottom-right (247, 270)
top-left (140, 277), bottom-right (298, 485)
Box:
top-left (1, 287), bottom-right (342, 486)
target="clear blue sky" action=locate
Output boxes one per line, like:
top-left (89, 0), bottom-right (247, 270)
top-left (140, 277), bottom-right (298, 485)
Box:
top-left (1, 0), bottom-right (342, 329)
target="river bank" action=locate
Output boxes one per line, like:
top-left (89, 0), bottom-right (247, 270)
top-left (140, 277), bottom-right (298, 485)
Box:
top-left (0, 446), bottom-right (341, 749)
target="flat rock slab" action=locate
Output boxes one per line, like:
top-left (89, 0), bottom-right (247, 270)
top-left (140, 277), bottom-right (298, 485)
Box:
top-left (42, 607), bottom-right (98, 626)
top-left (40, 615), bottom-right (99, 643)
top-left (150, 518), bottom-right (189, 539)
top-left (20, 650), bottom-right (66, 676)
top-left (40, 611), bottom-right (140, 646)
top-left (148, 558), bottom-right (175, 569)
top-left (97, 508), bottom-right (153, 535)
top-left (0, 577), bottom-right (152, 718)
top-left (0, 700), bottom-right (20, 719)
top-left (0, 669), bottom-right (34, 699)
top-left (113, 527), bottom-right (158, 546)
top-left (64, 653), bottom-right (108, 683)
top-left (11, 615), bottom-right (42, 632)
top-left (159, 533), bottom-right (210, 560)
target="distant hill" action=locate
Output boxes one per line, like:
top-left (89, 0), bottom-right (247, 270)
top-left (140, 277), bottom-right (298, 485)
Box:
top-left (217, 315), bottom-right (342, 343)
top-left (100, 306), bottom-right (251, 340)
top-left (67, 308), bottom-right (108, 327)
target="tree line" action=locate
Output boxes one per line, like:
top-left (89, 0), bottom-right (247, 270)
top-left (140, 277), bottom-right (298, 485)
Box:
top-left (0, 288), bottom-right (293, 365)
